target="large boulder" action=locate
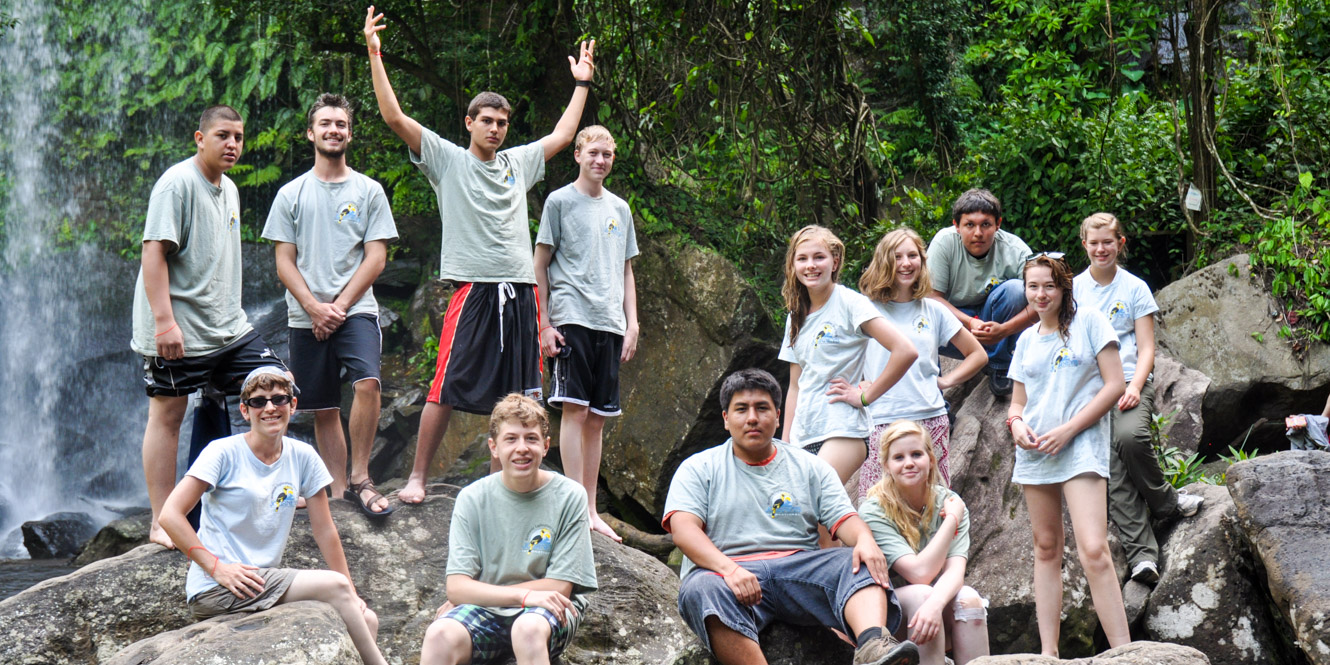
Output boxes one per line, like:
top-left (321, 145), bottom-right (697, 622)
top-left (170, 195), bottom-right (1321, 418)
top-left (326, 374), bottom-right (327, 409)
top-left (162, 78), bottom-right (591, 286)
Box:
top-left (967, 640), bottom-right (1210, 664)
top-left (1148, 354), bottom-right (1209, 454)
top-left (1142, 483), bottom-right (1290, 664)
top-left (945, 381), bottom-right (1127, 657)
top-left (1227, 451), bottom-right (1330, 665)
top-left (73, 509), bottom-right (151, 566)
top-left (1154, 254), bottom-right (1330, 454)
top-left (105, 601), bottom-right (359, 665)
top-left (22, 511), bottom-right (98, 559)
top-left (598, 236), bottom-right (782, 520)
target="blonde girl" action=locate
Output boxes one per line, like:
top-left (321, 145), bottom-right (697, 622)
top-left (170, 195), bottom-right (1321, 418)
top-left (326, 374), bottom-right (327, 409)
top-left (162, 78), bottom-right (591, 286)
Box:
top-left (1007, 254), bottom-right (1129, 655)
top-left (778, 225), bottom-right (917, 487)
top-left (1073, 213), bottom-right (1202, 585)
top-left (860, 421), bottom-right (990, 664)
top-left (856, 229), bottom-right (987, 495)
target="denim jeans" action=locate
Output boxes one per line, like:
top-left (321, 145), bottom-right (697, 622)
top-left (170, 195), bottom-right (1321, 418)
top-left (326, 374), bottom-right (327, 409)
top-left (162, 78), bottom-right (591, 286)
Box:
top-left (939, 278), bottom-right (1026, 371)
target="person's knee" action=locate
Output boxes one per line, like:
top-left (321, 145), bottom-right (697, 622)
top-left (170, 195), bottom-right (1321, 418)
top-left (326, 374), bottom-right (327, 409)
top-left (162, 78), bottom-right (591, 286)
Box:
top-left (952, 586), bottom-right (988, 623)
top-left (1076, 539), bottom-right (1114, 574)
top-left (562, 402), bottom-right (590, 424)
top-left (363, 606), bottom-right (379, 634)
top-left (1031, 531), bottom-right (1062, 562)
top-left (424, 619), bottom-right (470, 656)
top-left (353, 378), bottom-right (381, 398)
top-left (510, 613), bottom-right (552, 650)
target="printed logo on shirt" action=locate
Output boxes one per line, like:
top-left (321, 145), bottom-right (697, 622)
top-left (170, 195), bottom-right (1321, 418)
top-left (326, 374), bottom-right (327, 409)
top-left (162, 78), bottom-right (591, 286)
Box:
top-left (503, 168), bottom-right (516, 187)
top-left (768, 491), bottom-right (801, 517)
top-left (270, 484), bottom-right (297, 512)
top-left (525, 526), bottom-right (555, 554)
top-left (813, 323), bottom-right (840, 348)
top-left (913, 314), bottom-right (931, 334)
top-left (982, 277), bottom-right (1002, 296)
top-left (1107, 300), bottom-right (1128, 321)
top-left (338, 202), bottom-right (360, 226)
top-left (1050, 346), bottom-right (1082, 373)
top-left (605, 216), bottom-right (622, 237)
top-left (228, 209), bottom-right (239, 231)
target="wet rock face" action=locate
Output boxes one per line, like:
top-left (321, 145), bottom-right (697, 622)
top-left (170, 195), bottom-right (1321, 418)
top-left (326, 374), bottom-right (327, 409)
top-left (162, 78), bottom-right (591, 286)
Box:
top-left (72, 509), bottom-right (151, 566)
top-left (21, 511), bottom-right (98, 558)
top-left (1142, 484), bottom-right (1290, 665)
top-left (1154, 254), bottom-right (1330, 453)
top-left (1227, 451), bottom-right (1330, 665)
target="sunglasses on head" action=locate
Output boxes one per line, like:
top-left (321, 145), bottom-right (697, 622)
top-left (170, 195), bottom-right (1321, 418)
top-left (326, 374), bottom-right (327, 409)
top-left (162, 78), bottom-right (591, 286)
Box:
top-left (1025, 251), bottom-right (1066, 262)
top-left (243, 394), bottom-right (293, 409)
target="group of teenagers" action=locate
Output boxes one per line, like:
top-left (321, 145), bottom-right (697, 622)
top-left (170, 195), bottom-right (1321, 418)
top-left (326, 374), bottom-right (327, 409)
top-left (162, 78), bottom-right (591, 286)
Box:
top-left (123, 7), bottom-right (1203, 665)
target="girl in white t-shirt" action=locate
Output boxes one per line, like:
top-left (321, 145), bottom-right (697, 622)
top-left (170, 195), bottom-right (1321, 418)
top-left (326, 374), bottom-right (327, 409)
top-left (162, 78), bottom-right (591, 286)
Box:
top-left (855, 228), bottom-right (987, 495)
top-left (1074, 213), bottom-right (1203, 585)
top-left (159, 367), bottom-right (388, 665)
top-left (1006, 254), bottom-right (1129, 656)
top-left (778, 225), bottom-right (917, 486)
top-left (860, 421), bottom-right (990, 665)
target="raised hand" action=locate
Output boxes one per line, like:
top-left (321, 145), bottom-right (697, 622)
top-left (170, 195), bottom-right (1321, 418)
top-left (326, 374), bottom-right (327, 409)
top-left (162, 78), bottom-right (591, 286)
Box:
top-left (568, 39), bottom-right (596, 82)
top-left (364, 6), bottom-right (386, 52)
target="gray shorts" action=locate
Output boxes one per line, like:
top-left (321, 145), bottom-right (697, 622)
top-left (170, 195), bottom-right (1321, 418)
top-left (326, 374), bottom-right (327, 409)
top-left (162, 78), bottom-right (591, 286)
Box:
top-left (677, 548), bottom-right (901, 653)
top-left (187, 567), bottom-right (298, 620)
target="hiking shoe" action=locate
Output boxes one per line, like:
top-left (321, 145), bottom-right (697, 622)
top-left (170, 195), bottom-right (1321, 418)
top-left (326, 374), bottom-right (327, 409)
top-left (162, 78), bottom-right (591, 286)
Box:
top-left (1177, 493), bottom-right (1204, 517)
top-left (1130, 560), bottom-right (1160, 585)
top-left (988, 369), bottom-right (1013, 397)
top-left (852, 634), bottom-right (920, 665)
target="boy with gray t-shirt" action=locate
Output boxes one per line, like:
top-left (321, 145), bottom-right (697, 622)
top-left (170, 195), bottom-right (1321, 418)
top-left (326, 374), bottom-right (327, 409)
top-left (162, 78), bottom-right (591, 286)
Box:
top-left (422, 394), bottom-right (597, 665)
top-left (534, 125), bottom-right (639, 543)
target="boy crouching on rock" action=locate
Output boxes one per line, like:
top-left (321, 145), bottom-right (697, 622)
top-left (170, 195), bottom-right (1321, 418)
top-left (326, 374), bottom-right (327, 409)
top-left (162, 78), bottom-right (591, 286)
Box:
top-left (422, 394), bottom-right (598, 665)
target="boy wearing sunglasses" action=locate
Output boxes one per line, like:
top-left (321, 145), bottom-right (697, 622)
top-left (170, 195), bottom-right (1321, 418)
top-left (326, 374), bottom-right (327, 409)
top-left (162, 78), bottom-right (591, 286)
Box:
top-left (159, 367), bottom-right (390, 665)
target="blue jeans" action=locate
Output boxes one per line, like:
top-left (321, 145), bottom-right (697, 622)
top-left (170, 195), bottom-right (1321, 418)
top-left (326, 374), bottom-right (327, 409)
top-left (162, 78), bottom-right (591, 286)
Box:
top-left (939, 278), bottom-right (1026, 371)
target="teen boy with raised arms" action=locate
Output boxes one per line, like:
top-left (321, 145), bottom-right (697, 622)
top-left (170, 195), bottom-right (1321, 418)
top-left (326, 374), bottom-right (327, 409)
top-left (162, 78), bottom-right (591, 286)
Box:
top-left (262, 93), bottom-right (398, 518)
top-left (132, 105), bottom-right (286, 549)
top-left (362, 6), bottom-right (594, 503)
top-left (534, 125), bottom-right (638, 543)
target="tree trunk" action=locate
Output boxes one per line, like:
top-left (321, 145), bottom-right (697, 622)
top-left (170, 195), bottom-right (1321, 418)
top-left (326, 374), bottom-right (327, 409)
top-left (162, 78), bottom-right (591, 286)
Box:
top-left (1185, 0), bottom-right (1219, 232)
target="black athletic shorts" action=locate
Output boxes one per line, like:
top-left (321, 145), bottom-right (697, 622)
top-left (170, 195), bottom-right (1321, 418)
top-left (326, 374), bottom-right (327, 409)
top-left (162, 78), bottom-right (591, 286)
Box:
top-left (547, 324), bottom-right (623, 416)
top-left (288, 313), bottom-right (382, 411)
top-left (428, 282), bottom-right (542, 414)
top-left (141, 330), bottom-right (286, 398)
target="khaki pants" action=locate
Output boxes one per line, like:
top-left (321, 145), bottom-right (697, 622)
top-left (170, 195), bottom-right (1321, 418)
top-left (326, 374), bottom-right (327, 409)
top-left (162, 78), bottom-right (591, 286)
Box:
top-left (1107, 380), bottom-right (1179, 567)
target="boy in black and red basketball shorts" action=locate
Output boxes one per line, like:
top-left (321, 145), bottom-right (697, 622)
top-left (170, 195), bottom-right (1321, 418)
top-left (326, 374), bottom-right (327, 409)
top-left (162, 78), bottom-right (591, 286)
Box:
top-left (363, 7), bottom-right (595, 502)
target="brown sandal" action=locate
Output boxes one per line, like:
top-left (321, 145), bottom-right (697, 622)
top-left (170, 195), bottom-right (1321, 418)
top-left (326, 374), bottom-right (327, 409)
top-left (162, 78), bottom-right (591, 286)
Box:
top-left (344, 478), bottom-right (394, 518)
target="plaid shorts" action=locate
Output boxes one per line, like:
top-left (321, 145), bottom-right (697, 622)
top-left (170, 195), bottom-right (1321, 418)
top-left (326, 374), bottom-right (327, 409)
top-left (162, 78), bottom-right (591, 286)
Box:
top-left (438, 603), bottom-right (580, 664)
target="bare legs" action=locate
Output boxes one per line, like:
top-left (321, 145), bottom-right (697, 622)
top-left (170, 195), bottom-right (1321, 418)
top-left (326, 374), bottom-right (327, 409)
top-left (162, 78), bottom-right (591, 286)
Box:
top-left (559, 404), bottom-right (619, 541)
top-left (421, 613), bottom-right (554, 665)
top-left (142, 395), bottom-right (190, 548)
top-left (816, 437), bottom-right (867, 547)
top-left (400, 401), bottom-right (454, 504)
top-left (703, 585), bottom-right (888, 665)
top-left (280, 570), bottom-right (387, 665)
top-left (315, 379), bottom-right (386, 511)
top-left (1024, 476), bottom-right (1130, 656)
top-left (313, 410), bottom-right (349, 496)
top-left (893, 584), bottom-right (990, 665)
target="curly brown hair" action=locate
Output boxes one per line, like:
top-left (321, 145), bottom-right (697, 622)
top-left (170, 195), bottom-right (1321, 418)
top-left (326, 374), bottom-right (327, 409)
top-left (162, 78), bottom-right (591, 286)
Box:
top-left (1023, 254), bottom-right (1077, 340)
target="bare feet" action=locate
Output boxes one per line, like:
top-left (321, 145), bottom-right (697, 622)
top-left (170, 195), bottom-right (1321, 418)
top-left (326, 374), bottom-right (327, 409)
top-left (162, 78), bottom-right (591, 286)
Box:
top-left (398, 474), bottom-right (427, 504)
top-left (591, 512), bottom-right (622, 543)
top-left (149, 522), bottom-right (176, 549)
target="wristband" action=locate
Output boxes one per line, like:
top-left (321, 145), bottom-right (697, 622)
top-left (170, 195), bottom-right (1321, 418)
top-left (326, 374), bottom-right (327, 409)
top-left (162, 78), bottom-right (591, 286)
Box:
top-left (521, 590), bottom-right (531, 607)
top-left (368, 50), bottom-right (382, 57)
top-left (1005, 415), bottom-right (1023, 431)
top-left (155, 322), bottom-right (178, 338)
top-left (574, 80), bottom-right (591, 88)
top-left (859, 390), bottom-right (870, 407)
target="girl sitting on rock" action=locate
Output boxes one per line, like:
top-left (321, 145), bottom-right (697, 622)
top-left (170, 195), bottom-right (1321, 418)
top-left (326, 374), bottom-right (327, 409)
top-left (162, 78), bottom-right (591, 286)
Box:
top-left (159, 366), bottom-right (388, 665)
top-left (1073, 213), bottom-right (1203, 586)
top-left (860, 420), bottom-right (990, 664)
top-left (778, 224), bottom-right (917, 491)
top-left (1007, 253), bottom-right (1130, 655)
top-left (855, 228), bottom-right (987, 496)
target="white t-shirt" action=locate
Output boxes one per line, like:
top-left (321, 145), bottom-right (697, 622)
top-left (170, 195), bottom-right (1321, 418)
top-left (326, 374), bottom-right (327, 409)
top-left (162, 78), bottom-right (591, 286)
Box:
top-left (863, 298), bottom-right (963, 423)
top-left (1072, 268), bottom-right (1158, 383)
top-left (1007, 310), bottom-right (1119, 485)
top-left (778, 285), bottom-right (883, 445)
top-left (663, 440), bottom-right (856, 580)
top-left (184, 434), bottom-right (333, 600)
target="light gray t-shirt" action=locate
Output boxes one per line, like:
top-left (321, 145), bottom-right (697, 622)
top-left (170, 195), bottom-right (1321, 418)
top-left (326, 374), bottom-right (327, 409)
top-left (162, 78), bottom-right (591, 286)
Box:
top-left (863, 298), bottom-right (964, 424)
top-left (447, 472), bottom-right (598, 616)
top-left (410, 127), bottom-right (545, 284)
top-left (860, 486), bottom-right (970, 569)
top-left (535, 184), bottom-right (640, 335)
top-left (778, 285), bottom-right (883, 445)
top-left (1007, 310), bottom-right (1119, 485)
top-left (131, 158), bottom-right (253, 356)
top-left (261, 170), bottom-right (398, 329)
top-left (663, 440), bottom-right (856, 580)
top-left (926, 226), bottom-right (1032, 308)
top-left (1072, 268), bottom-right (1158, 383)
top-left (184, 434), bottom-right (333, 600)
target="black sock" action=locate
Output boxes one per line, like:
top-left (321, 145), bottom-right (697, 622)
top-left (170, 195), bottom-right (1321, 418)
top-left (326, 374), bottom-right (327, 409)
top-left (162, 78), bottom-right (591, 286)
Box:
top-left (856, 627), bottom-right (882, 645)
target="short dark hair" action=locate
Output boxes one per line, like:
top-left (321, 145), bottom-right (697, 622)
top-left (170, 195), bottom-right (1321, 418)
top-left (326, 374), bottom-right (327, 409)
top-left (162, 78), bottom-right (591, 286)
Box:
top-left (307, 93), bottom-right (353, 132)
top-left (467, 91), bottom-right (512, 119)
top-left (951, 188), bottom-right (1002, 223)
top-left (719, 369), bottom-right (782, 412)
top-left (198, 105), bottom-right (243, 133)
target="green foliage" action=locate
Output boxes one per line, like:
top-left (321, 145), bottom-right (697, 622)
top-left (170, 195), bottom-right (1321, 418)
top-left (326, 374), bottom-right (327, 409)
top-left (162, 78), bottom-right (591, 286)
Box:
top-left (1150, 408), bottom-right (1222, 488)
top-left (1247, 172), bottom-right (1330, 344)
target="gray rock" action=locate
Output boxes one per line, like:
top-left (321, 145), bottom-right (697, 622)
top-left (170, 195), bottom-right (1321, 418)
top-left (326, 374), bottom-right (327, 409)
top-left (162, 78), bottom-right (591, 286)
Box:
top-left (22, 511), bottom-right (98, 559)
top-left (1142, 483), bottom-right (1289, 664)
top-left (966, 640), bottom-right (1210, 664)
top-left (73, 509), bottom-right (151, 566)
top-left (669, 623), bottom-right (853, 665)
top-left (1154, 254), bottom-right (1330, 452)
top-left (1150, 354), bottom-right (1209, 454)
top-left (105, 601), bottom-right (359, 665)
top-left (1227, 451), bottom-right (1330, 665)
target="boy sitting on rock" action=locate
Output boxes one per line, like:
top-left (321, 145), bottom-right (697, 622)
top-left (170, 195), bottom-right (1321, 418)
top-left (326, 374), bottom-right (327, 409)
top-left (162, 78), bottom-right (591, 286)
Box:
top-left (421, 394), bottom-right (598, 665)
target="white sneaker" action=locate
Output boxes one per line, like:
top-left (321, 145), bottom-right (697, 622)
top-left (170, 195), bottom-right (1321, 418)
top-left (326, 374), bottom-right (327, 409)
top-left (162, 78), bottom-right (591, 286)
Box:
top-left (1130, 560), bottom-right (1160, 584)
top-left (1177, 493), bottom-right (1204, 517)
